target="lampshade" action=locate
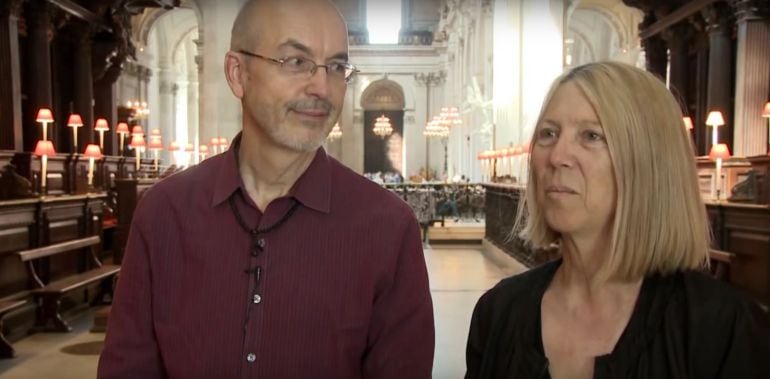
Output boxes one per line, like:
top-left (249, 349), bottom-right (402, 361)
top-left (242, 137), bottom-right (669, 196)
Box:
top-left (185, 143), bottom-right (194, 152)
top-left (762, 102), bottom-right (770, 118)
top-left (683, 116), bottom-right (694, 130)
top-left (168, 141), bottom-right (180, 151)
top-left (130, 135), bottom-right (146, 148)
top-left (131, 125), bottom-right (144, 136)
top-left (67, 114), bottom-right (84, 128)
top-left (706, 111), bottom-right (725, 127)
top-left (36, 108), bottom-right (54, 123)
top-left (115, 122), bottom-right (130, 134)
top-left (514, 145), bottom-right (523, 155)
top-left (199, 145), bottom-right (209, 153)
top-left (83, 144), bottom-right (103, 159)
top-left (148, 139), bottom-right (163, 150)
top-left (210, 137), bottom-right (220, 146)
top-left (34, 140), bottom-right (56, 156)
top-left (94, 118), bottom-right (110, 131)
top-left (709, 143), bottom-right (731, 161)
top-left (150, 129), bottom-right (161, 137)
top-left (219, 137), bottom-right (228, 147)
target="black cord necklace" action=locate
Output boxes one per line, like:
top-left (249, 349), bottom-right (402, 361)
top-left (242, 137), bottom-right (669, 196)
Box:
top-left (228, 192), bottom-right (300, 256)
top-left (228, 192), bottom-right (300, 309)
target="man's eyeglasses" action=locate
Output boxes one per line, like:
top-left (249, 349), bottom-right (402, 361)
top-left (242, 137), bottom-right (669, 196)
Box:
top-left (237, 50), bottom-right (359, 83)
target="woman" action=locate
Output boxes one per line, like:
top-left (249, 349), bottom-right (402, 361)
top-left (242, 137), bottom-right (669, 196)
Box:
top-left (465, 62), bottom-right (770, 379)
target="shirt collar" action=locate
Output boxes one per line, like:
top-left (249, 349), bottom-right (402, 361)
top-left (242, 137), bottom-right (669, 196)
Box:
top-left (211, 133), bottom-right (332, 214)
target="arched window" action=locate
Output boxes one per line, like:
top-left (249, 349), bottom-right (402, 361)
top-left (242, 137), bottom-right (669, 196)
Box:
top-left (366, 0), bottom-right (401, 44)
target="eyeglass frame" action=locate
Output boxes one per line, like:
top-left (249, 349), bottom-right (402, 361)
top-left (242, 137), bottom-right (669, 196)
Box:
top-left (236, 49), bottom-right (359, 83)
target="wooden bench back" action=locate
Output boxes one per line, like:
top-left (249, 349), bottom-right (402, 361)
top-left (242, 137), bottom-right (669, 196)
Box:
top-left (15, 235), bottom-right (101, 288)
top-left (16, 235), bottom-right (100, 262)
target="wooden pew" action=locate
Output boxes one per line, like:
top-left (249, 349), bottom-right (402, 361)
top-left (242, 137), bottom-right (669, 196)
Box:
top-left (16, 236), bottom-right (119, 332)
top-left (0, 299), bottom-right (26, 358)
top-left (114, 178), bottom-right (160, 264)
top-left (709, 248), bottom-right (735, 281)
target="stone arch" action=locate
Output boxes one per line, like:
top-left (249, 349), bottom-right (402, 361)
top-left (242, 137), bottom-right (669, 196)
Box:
top-left (565, 7), bottom-right (620, 66)
top-left (360, 79), bottom-right (406, 110)
top-left (359, 79), bottom-right (406, 175)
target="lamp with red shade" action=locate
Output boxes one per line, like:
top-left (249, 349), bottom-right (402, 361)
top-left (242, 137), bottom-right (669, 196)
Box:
top-left (36, 108), bottom-right (54, 141)
top-left (209, 137), bottom-right (220, 154)
top-left (709, 143), bottom-right (731, 201)
top-left (83, 144), bottom-right (102, 186)
top-left (184, 143), bottom-right (195, 166)
top-left (66, 114), bottom-right (84, 152)
top-left (148, 137), bottom-right (163, 172)
top-left (168, 141), bottom-right (180, 166)
top-left (705, 111), bottom-right (725, 147)
top-left (682, 116), bottom-right (694, 130)
top-left (116, 122), bottom-right (130, 156)
top-left (34, 140), bottom-right (56, 193)
top-left (94, 118), bottom-right (110, 150)
top-left (219, 137), bottom-right (229, 152)
top-left (130, 135), bottom-right (146, 172)
top-left (199, 144), bottom-right (209, 161)
top-left (131, 125), bottom-right (144, 137)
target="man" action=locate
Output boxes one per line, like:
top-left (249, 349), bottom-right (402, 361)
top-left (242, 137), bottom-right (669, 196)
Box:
top-left (97, 1), bottom-right (434, 378)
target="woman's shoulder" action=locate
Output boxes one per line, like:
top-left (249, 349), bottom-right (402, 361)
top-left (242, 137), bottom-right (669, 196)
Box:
top-left (478, 259), bottom-right (561, 309)
top-left (675, 270), bottom-right (760, 315)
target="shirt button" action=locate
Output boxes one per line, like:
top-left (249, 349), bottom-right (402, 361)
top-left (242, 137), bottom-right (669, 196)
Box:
top-left (246, 353), bottom-right (256, 362)
top-left (253, 294), bottom-right (262, 304)
top-left (257, 238), bottom-right (266, 248)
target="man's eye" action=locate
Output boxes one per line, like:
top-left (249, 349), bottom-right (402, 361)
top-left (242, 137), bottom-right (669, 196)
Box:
top-left (328, 63), bottom-right (348, 74)
top-left (284, 57), bottom-right (308, 69)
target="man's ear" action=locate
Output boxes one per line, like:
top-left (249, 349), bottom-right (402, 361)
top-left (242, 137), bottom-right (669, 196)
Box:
top-left (224, 51), bottom-right (245, 99)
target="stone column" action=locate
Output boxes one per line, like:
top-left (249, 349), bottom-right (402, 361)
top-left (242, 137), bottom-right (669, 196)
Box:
top-left (158, 69), bottom-right (176, 164)
top-left (23, 0), bottom-right (54, 151)
top-left (702, 4), bottom-right (734, 151)
top-left (71, 22), bottom-right (95, 153)
top-left (731, 0), bottom-right (770, 156)
top-left (640, 14), bottom-right (667, 79)
top-left (0, 0), bottom-right (23, 150)
top-left (662, 23), bottom-right (693, 107)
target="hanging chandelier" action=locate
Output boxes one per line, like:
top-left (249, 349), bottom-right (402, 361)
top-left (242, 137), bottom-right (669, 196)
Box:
top-left (126, 100), bottom-right (150, 120)
top-left (328, 122), bottom-right (342, 140)
top-left (439, 106), bottom-right (462, 126)
top-left (423, 116), bottom-right (450, 138)
top-left (373, 114), bottom-right (393, 138)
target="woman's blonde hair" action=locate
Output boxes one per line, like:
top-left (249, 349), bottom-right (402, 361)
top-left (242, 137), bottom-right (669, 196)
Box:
top-left (517, 61), bottom-right (710, 281)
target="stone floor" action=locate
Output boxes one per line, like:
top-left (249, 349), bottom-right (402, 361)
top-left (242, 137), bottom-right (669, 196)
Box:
top-left (0, 243), bottom-right (523, 379)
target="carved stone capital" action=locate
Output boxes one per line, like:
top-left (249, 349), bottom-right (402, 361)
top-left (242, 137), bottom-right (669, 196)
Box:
top-left (661, 23), bottom-right (694, 50)
top-left (731, 0), bottom-right (770, 23)
top-left (0, 0), bottom-right (24, 19)
top-left (413, 71), bottom-right (446, 87)
top-left (702, 4), bottom-right (733, 34)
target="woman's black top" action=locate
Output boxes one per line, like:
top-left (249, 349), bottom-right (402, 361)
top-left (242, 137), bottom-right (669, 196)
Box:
top-left (465, 259), bottom-right (770, 379)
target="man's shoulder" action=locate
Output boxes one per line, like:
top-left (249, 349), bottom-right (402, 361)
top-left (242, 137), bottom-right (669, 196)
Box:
top-left (137, 155), bottom-right (223, 208)
top-left (328, 158), bottom-right (412, 215)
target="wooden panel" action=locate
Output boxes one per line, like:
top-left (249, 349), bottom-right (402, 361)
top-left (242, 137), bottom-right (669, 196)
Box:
top-left (0, 198), bottom-right (36, 255)
top-left (706, 202), bottom-right (770, 306)
top-left (0, 198), bottom-right (37, 297)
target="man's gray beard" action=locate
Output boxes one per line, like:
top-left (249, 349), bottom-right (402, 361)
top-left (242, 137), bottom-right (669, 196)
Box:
top-left (265, 123), bottom-right (330, 152)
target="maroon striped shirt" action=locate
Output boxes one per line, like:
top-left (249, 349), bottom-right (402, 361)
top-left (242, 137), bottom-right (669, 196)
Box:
top-left (98, 136), bottom-right (434, 379)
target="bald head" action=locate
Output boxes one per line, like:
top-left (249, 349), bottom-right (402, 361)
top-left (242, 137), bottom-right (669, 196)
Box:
top-left (230, 0), bottom-right (348, 52)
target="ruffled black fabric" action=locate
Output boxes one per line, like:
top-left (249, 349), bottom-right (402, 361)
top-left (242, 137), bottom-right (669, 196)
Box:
top-left (465, 259), bottom-right (770, 379)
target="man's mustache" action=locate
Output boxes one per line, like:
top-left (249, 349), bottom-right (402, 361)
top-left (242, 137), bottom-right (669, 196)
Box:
top-left (289, 99), bottom-right (332, 112)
